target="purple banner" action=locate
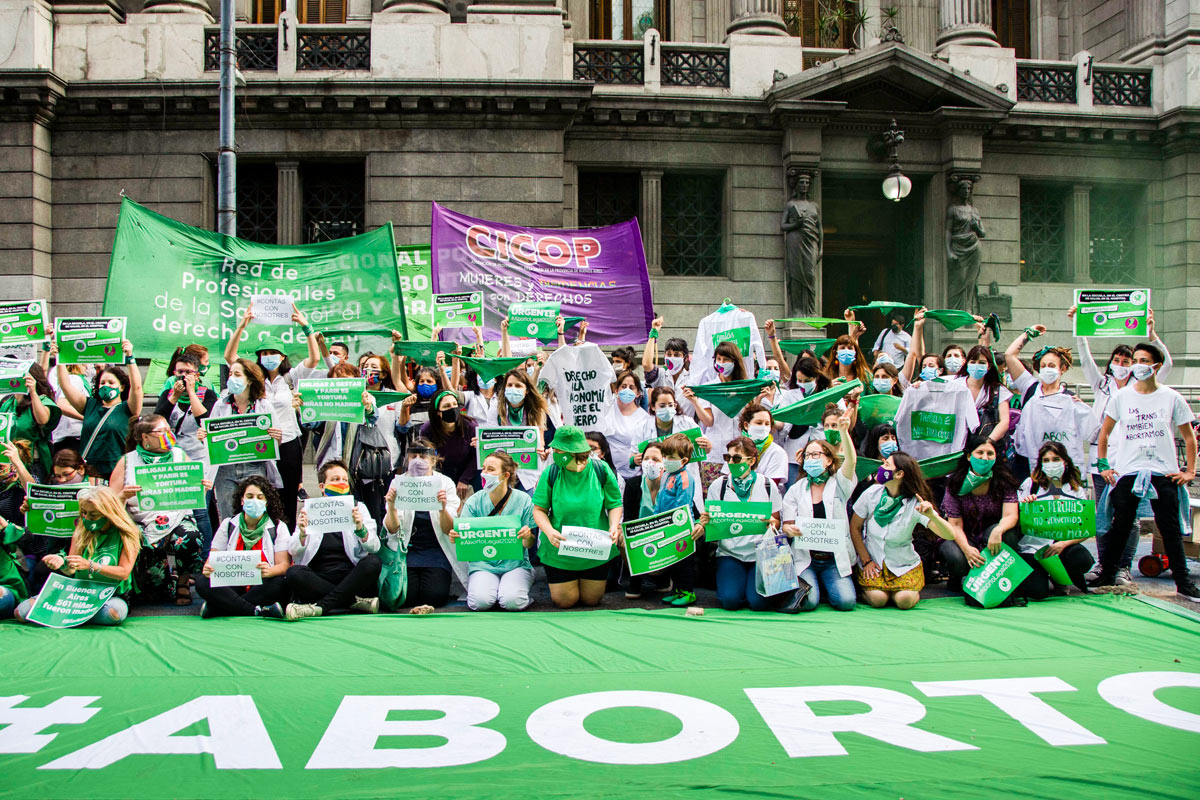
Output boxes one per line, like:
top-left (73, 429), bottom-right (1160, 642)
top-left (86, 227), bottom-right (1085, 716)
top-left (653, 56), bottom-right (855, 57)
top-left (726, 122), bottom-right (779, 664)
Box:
top-left (430, 202), bottom-right (654, 346)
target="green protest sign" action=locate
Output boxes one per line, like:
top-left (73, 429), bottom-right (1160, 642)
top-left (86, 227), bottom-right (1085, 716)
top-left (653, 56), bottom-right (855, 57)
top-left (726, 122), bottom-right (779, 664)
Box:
top-left (55, 317), bottom-right (126, 365)
top-left (396, 244), bottom-right (432, 342)
top-left (454, 515), bottom-right (526, 561)
top-left (623, 506), bottom-right (696, 577)
top-left (704, 500), bottom-right (772, 541)
top-left (0, 412), bottom-right (13, 464)
top-left (25, 573), bottom-right (117, 628)
top-left (131, 461), bottom-right (206, 513)
top-left (1036, 547), bottom-right (1074, 586)
top-left (772, 380), bottom-right (862, 427)
top-left (712, 326), bottom-right (751, 357)
top-left (0, 360), bottom-right (31, 396)
top-left (636, 425), bottom-right (707, 459)
top-left (25, 483), bottom-right (81, 537)
top-left (910, 410), bottom-right (955, 443)
top-left (433, 292), bottom-right (484, 329)
top-left (508, 302), bottom-right (559, 340)
top-left (0, 300), bottom-right (48, 346)
top-left (1019, 497), bottom-right (1097, 540)
top-left (204, 414), bottom-right (278, 466)
top-left (298, 378), bottom-right (367, 424)
top-left (858, 393), bottom-right (900, 427)
top-left (962, 544), bottom-right (1034, 608)
top-left (476, 426), bottom-right (539, 469)
top-left (1074, 289), bottom-right (1150, 338)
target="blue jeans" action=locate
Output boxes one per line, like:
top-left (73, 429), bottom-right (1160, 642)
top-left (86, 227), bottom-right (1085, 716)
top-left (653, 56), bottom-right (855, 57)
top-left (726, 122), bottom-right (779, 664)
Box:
top-left (803, 559), bottom-right (857, 611)
top-left (0, 586), bottom-right (16, 619)
top-left (193, 503), bottom-right (215, 552)
top-left (715, 556), bottom-right (772, 611)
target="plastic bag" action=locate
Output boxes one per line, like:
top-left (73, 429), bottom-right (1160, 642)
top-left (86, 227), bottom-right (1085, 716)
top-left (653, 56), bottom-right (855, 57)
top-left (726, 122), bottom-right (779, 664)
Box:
top-left (755, 533), bottom-right (799, 597)
top-left (377, 535), bottom-right (408, 612)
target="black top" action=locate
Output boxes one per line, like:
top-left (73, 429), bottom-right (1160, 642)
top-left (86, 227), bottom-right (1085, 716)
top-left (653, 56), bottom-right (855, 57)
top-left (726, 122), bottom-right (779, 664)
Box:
top-left (309, 531), bottom-right (353, 576)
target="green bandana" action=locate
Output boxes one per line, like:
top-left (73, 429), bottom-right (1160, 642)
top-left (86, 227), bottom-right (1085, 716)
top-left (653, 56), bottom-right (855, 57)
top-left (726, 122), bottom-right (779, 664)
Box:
top-left (688, 378), bottom-right (773, 418)
top-left (456, 355), bottom-right (530, 384)
top-left (823, 429), bottom-right (841, 447)
top-left (873, 491), bottom-right (904, 527)
top-left (391, 340), bottom-right (458, 366)
top-left (915, 309), bottom-right (978, 332)
top-left (135, 446), bottom-right (173, 465)
top-left (778, 338), bottom-right (838, 358)
top-left (730, 471), bottom-right (757, 500)
top-left (772, 380), bottom-right (862, 427)
top-left (958, 469), bottom-right (991, 496)
top-left (806, 470), bottom-right (830, 486)
top-left (238, 512), bottom-right (267, 548)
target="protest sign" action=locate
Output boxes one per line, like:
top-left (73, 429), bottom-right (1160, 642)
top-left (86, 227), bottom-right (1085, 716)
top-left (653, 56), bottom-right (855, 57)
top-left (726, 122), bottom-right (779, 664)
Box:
top-left (476, 426), bottom-right (539, 469)
top-left (430, 203), bottom-right (653, 347)
top-left (508, 302), bottom-right (560, 340)
top-left (0, 412), bottom-right (13, 464)
top-left (25, 483), bottom-right (82, 537)
top-left (249, 294), bottom-right (294, 326)
top-left (1019, 497), bottom-right (1097, 541)
top-left (303, 496), bottom-right (355, 535)
top-left (396, 244), bottom-right (433, 343)
top-left (791, 518), bottom-right (851, 573)
top-left (637, 425), bottom-right (707, 459)
top-left (208, 550), bottom-right (264, 588)
top-left (962, 544), bottom-right (1034, 608)
top-left (102, 197), bottom-right (405, 362)
top-left (433, 292), bottom-right (484, 329)
top-left (622, 507), bottom-right (696, 576)
top-left (25, 574), bottom-right (117, 628)
top-left (558, 526), bottom-right (613, 561)
top-left (1074, 289), bottom-right (1150, 338)
top-left (454, 516), bottom-right (525, 561)
top-left (508, 338), bottom-right (539, 357)
top-left (0, 360), bottom-right (31, 395)
top-left (298, 378), bottom-right (367, 424)
top-left (204, 414), bottom-right (278, 466)
top-left (0, 343), bottom-right (38, 361)
top-left (131, 462), bottom-right (206, 513)
top-left (390, 475), bottom-right (442, 511)
top-left (910, 410), bottom-right (956, 443)
top-left (712, 326), bottom-right (751, 358)
top-left (704, 500), bottom-right (773, 541)
top-left (0, 301), bottom-right (48, 347)
top-left (538, 343), bottom-right (613, 429)
top-left (1036, 547), bottom-right (1074, 586)
top-left (55, 317), bottom-right (126, 365)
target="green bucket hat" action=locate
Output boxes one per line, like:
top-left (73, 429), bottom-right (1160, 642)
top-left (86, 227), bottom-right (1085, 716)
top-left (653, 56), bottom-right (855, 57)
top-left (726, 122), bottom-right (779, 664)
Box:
top-left (548, 425), bottom-right (590, 454)
top-left (252, 334), bottom-right (291, 355)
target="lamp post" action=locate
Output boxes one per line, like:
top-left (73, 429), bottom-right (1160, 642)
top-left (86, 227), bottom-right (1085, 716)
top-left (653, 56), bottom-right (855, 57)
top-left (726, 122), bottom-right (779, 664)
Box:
top-left (880, 119), bottom-right (911, 203)
top-left (217, 0), bottom-right (236, 236)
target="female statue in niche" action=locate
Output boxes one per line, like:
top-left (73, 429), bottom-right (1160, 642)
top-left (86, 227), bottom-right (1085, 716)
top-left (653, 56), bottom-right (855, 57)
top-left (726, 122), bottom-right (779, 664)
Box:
top-left (946, 175), bottom-right (985, 315)
top-left (782, 169), bottom-right (822, 317)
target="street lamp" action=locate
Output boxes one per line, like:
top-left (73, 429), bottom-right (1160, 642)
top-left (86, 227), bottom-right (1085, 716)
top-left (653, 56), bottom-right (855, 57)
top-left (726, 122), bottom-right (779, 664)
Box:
top-left (880, 119), bottom-right (911, 203)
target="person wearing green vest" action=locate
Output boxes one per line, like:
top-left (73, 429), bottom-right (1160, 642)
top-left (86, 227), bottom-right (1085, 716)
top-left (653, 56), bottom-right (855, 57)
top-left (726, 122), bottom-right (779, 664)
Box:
top-left (54, 338), bottom-right (143, 481)
top-left (532, 426), bottom-right (622, 609)
top-left (14, 486), bottom-right (141, 626)
top-left (0, 363), bottom-right (60, 481)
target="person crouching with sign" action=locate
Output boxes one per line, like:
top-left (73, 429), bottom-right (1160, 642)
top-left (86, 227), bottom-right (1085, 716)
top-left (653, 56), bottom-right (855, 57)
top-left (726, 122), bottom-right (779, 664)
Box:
top-left (197, 477), bottom-right (291, 618)
top-left (381, 439), bottom-right (466, 609)
top-left (451, 451), bottom-right (536, 611)
top-left (14, 486), bottom-right (140, 626)
top-left (850, 453), bottom-right (957, 610)
top-left (284, 460), bottom-right (381, 620)
top-left (1014, 442), bottom-right (1094, 598)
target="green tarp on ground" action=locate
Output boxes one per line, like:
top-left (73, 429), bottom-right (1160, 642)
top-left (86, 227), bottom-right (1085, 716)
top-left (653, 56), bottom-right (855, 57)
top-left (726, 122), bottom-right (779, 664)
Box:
top-left (1, 595), bottom-right (1198, 799)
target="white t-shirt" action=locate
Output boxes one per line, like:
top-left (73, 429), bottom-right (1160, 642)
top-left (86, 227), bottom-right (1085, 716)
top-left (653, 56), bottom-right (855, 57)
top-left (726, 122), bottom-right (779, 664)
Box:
top-left (872, 327), bottom-right (912, 365)
top-left (1016, 478), bottom-right (1089, 554)
top-left (782, 471), bottom-right (856, 576)
top-left (538, 344), bottom-right (615, 430)
top-left (263, 373), bottom-right (300, 443)
top-left (894, 379), bottom-right (979, 460)
top-left (707, 472), bottom-right (783, 562)
top-left (851, 484), bottom-right (930, 576)
top-left (1105, 383), bottom-right (1194, 477)
top-left (599, 402), bottom-right (652, 481)
top-left (1011, 373), bottom-right (1099, 467)
top-left (696, 398), bottom-right (741, 465)
top-left (49, 369), bottom-right (86, 441)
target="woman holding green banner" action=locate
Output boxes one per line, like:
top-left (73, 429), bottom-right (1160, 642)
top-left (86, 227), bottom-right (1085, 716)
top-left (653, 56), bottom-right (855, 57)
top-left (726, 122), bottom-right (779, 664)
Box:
top-left (55, 338), bottom-right (142, 482)
top-left (0, 363), bottom-right (60, 481)
top-left (1014, 442), bottom-right (1095, 598)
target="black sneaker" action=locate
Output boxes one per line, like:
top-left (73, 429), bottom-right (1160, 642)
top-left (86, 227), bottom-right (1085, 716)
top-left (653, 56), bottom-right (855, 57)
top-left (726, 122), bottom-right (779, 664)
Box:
top-left (1176, 582), bottom-right (1200, 603)
top-left (1087, 572), bottom-right (1117, 588)
top-left (254, 602), bottom-right (285, 619)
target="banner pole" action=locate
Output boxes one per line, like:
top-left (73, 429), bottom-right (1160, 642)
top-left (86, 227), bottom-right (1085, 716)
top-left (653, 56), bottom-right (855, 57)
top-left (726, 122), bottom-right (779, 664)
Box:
top-left (217, 0), bottom-right (237, 236)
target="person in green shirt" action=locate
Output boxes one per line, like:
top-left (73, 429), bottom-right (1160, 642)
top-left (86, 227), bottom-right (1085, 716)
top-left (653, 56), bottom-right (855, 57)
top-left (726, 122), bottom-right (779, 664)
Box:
top-left (55, 339), bottom-right (143, 481)
top-left (0, 363), bottom-right (60, 481)
top-left (532, 426), bottom-right (622, 609)
top-left (0, 514), bottom-right (27, 619)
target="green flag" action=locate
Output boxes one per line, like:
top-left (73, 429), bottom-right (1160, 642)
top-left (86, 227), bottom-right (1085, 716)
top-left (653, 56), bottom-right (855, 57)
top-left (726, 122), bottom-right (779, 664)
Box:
top-left (858, 393), bottom-right (900, 427)
top-left (918, 452), bottom-right (961, 479)
top-left (772, 380), bottom-right (862, 426)
top-left (456, 355), bottom-right (529, 383)
top-left (687, 378), bottom-right (772, 418)
top-left (392, 340), bottom-right (458, 366)
top-left (774, 317), bottom-right (848, 329)
top-left (856, 456), bottom-right (883, 481)
top-left (918, 309), bottom-right (979, 331)
top-left (368, 389), bottom-right (412, 406)
top-left (847, 301), bottom-right (922, 317)
top-left (778, 338), bottom-right (838, 358)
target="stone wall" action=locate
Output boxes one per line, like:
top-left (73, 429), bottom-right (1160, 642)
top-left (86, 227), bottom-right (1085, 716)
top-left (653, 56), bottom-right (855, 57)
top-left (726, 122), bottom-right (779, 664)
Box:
top-left (0, 120), bottom-right (53, 302)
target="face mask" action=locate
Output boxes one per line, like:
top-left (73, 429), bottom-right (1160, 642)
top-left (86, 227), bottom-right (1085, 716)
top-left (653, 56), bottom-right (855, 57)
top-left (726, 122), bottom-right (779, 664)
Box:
top-left (416, 383), bottom-right (437, 400)
top-left (920, 367), bottom-right (939, 382)
top-left (407, 458), bottom-right (431, 477)
top-left (242, 498), bottom-right (268, 519)
top-left (552, 451), bottom-right (573, 469)
top-left (323, 480), bottom-right (351, 496)
top-left (149, 430), bottom-right (176, 452)
top-left (803, 458), bottom-right (826, 478)
top-left (836, 350), bottom-right (855, 366)
top-left (872, 378), bottom-right (893, 394)
top-left (747, 424), bottom-right (770, 442)
top-left (764, 369), bottom-right (780, 382)
top-left (879, 439), bottom-right (898, 458)
top-left (714, 361), bottom-right (734, 377)
top-left (82, 516), bottom-right (107, 532)
top-left (364, 371), bottom-right (383, 387)
top-left (945, 356), bottom-right (964, 374)
top-left (260, 354), bottom-right (282, 372)
top-left (617, 388), bottom-right (637, 404)
top-left (525, 366), bottom-right (536, 376)
top-left (225, 377), bottom-right (246, 396)
top-left (966, 363), bottom-right (988, 380)
top-left (481, 472), bottom-right (502, 491)
top-left (642, 460), bottom-right (663, 480)
top-left (797, 380), bottom-right (815, 394)
top-left (1041, 461), bottom-right (1065, 480)
top-left (480, 377), bottom-right (496, 391)
top-left (665, 356), bottom-right (684, 373)
top-left (1109, 364), bottom-right (1132, 381)
top-left (98, 385), bottom-right (121, 402)
top-left (875, 353), bottom-right (895, 366)
top-left (1132, 363), bottom-right (1154, 382)
top-left (824, 429), bottom-right (841, 446)
top-left (655, 406), bottom-right (676, 424)
top-left (199, 363), bottom-right (210, 376)
top-left (504, 387), bottom-right (526, 406)
top-left (663, 458), bottom-right (685, 474)
top-left (329, 355), bottom-right (342, 367)
top-left (728, 460), bottom-right (752, 479)
top-left (438, 408), bottom-right (458, 424)
top-left (874, 466), bottom-right (894, 485)
top-left (969, 456), bottom-right (995, 476)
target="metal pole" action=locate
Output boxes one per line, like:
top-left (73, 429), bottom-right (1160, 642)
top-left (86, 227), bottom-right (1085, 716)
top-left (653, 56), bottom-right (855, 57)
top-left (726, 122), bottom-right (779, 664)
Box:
top-left (217, 0), bottom-right (236, 236)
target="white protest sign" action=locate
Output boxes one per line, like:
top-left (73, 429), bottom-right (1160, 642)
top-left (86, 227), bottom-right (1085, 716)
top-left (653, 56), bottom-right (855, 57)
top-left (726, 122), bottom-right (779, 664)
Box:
top-left (250, 294), bottom-right (294, 326)
top-left (509, 338), bottom-right (538, 357)
top-left (390, 475), bottom-right (442, 511)
top-left (558, 525), bottom-right (612, 561)
top-left (791, 518), bottom-right (852, 574)
top-left (303, 496), bottom-right (355, 535)
top-left (208, 550), bottom-right (264, 588)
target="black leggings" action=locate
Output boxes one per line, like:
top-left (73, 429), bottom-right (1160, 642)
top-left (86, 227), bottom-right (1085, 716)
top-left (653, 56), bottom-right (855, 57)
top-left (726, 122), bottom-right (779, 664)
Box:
top-left (195, 575), bottom-right (288, 617)
top-left (405, 566), bottom-right (451, 608)
top-left (276, 437), bottom-right (303, 531)
top-left (1015, 544), bottom-right (1094, 599)
top-left (285, 555), bottom-right (382, 613)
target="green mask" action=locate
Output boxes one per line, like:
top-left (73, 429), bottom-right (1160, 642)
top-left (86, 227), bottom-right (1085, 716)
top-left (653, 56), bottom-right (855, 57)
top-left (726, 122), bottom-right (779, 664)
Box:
top-left (824, 429), bottom-right (841, 446)
top-left (969, 456), bottom-right (996, 476)
top-left (98, 385), bottom-right (120, 402)
top-left (199, 363), bottom-right (210, 375)
top-left (728, 460), bottom-right (752, 479)
top-left (552, 451), bottom-right (573, 469)
top-left (82, 517), bottom-right (107, 532)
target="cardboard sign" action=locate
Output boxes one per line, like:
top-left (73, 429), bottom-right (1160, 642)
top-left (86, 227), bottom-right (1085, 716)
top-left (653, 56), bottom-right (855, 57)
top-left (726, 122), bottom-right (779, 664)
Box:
top-left (25, 483), bottom-right (82, 537)
top-left (390, 475), bottom-right (442, 511)
top-left (132, 461), bottom-right (206, 513)
top-left (208, 550), bottom-right (264, 588)
top-left (55, 317), bottom-right (126, 364)
top-left (557, 526), bottom-right (612, 561)
top-left (0, 360), bottom-right (31, 396)
top-left (433, 292), bottom-right (484, 328)
top-left (623, 506), bottom-right (695, 577)
top-left (704, 500), bottom-right (773, 541)
top-left (249, 294), bottom-right (294, 326)
top-left (0, 301), bottom-right (48, 347)
top-left (962, 544), bottom-right (1034, 608)
top-left (298, 378), bottom-right (367, 424)
top-left (1019, 497), bottom-right (1096, 541)
top-left (476, 426), bottom-right (539, 469)
top-left (454, 515), bottom-right (525, 561)
top-left (204, 414), bottom-right (279, 466)
top-left (1074, 289), bottom-right (1150, 338)
top-left (302, 496), bottom-right (356, 535)
top-left (25, 574), bottom-right (117, 628)
top-left (791, 518), bottom-right (851, 574)
top-left (508, 302), bottom-right (559, 340)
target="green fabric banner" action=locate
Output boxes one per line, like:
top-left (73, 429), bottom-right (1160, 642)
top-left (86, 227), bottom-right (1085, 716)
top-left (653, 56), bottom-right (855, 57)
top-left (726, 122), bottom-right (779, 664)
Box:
top-left (847, 301), bottom-right (922, 317)
top-left (919, 309), bottom-right (979, 332)
top-left (855, 452), bottom-right (959, 482)
top-left (456, 355), bottom-right (529, 383)
top-left (101, 198), bottom-right (404, 362)
top-left (778, 338), bottom-right (838, 358)
top-left (774, 317), bottom-right (847, 329)
top-left (772, 380), bottom-right (862, 426)
top-left (392, 340), bottom-right (458, 366)
top-left (858, 393), bottom-right (901, 427)
top-left (395, 244), bottom-right (433, 343)
top-left (687, 379), bottom-right (772, 419)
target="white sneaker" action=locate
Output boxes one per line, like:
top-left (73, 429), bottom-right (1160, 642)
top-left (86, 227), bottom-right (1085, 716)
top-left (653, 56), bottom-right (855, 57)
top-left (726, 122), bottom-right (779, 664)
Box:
top-left (350, 596), bottom-right (379, 614)
top-left (285, 603), bottom-right (323, 621)
top-left (1115, 568), bottom-right (1135, 587)
top-left (1085, 565), bottom-right (1103, 582)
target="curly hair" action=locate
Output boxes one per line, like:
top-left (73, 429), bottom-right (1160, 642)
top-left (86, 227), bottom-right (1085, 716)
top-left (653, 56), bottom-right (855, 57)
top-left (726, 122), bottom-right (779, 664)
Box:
top-left (231, 475), bottom-right (285, 524)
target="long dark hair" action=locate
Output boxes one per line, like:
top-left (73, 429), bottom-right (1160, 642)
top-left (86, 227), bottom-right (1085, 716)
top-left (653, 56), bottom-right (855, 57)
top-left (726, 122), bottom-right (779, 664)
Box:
top-left (426, 391), bottom-right (473, 447)
top-left (861, 424), bottom-right (898, 459)
top-left (585, 430), bottom-right (620, 477)
top-left (11, 362), bottom-right (54, 414)
top-left (1104, 344), bottom-right (1134, 378)
top-left (713, 341), bottom-right (748, 381)
top-left (1030, 441), bottom-right (1083, 492)
top-left (946, 434), bottom-right (1017, 502)
top-left (93, 365), bottom-right (131, 402)
top-left (789, 355), bottom-right (830, 392)
top-left (890, 451), bottom-right (933, 503)
top-left (963, 345), bottom-right (1001, 394)
top-left (231, 475), bottom-right (285, 524)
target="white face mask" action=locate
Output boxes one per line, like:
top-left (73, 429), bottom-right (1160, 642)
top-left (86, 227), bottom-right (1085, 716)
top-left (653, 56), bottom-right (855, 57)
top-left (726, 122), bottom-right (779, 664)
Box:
top-left (1038, 365), bottom-right (1060, 385)
top-left (746, 424), bottom-right (770, 442)
top-left (655, 406), bottom-right (676, 423)
top-left (944, 356), bottom-right (964, 374)
top-left (1132, 363), bottom-right (1155, 382)
top-left (1041, 461), bottom-right (1065, 480)
top-left (642, 460), bottom-right (663, 480)
top-left (665, 356), bottom-right (684, 373)
top-left (1109, 363), bottom-right (1132, 381)
top-left (481, 472), bottom-right (502, 491)
top-left (797, 380), bottom-right (815, 394)
top-left (714, 361), bottom-right (734, 377)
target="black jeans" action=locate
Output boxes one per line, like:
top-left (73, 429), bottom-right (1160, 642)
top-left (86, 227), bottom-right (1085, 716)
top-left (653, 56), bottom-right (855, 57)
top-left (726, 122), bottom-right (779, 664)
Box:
top-left (939, 525), bottom-right (1002, 595)
top-left (276, 437), bottom-right (303, 532)
top-left (405, 566), bottom-right (451, 608)
top-left (1015, 544), bottom-right (1094, 600)
top-left (285, 554), bottom-right (382, 613)
top-left (1101, 474), bottom-right (1191, 587)
top-left (195, 575), bottom-right (288, 616)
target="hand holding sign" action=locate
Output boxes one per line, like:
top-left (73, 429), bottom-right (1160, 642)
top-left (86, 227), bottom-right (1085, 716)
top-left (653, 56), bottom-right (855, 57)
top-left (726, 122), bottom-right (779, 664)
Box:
top-left (249, 295), bottom-right (295, 326)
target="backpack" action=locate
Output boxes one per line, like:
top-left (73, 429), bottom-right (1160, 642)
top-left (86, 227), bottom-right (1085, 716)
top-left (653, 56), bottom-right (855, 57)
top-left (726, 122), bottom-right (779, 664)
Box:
top-left (350, 422), bottom-right (393, 484)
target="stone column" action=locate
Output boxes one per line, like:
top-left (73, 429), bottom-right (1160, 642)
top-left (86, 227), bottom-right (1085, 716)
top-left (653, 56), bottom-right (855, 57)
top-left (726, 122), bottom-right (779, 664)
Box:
top-left (347, 0), bottom-right (372, 22)
top-left (382, 0), bottom-right (449, 12)
top-left (50, 0), bottom-right (124, 20)
top-left (1067, 184), bottom-right (1091, 283)
top-left (726, 0), bottom-right (787, 37)
top-left (935, 0), bottom-right (998, 49)
top-left (277, 162), bottom-right (303, 246)
top-left (141, 0), bottom-right (215, 15)
top-left (641, 171), bottom-right (663, 275)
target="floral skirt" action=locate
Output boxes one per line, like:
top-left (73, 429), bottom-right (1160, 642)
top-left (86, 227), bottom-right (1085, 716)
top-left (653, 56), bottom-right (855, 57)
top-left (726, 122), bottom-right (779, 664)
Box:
top-left (855, 561), bottom-right (925, 593)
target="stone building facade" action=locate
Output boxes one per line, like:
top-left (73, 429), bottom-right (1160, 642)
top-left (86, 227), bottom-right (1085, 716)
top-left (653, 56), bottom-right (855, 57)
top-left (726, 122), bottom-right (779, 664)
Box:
top-left (1, 0), bottom-right (1198, 376)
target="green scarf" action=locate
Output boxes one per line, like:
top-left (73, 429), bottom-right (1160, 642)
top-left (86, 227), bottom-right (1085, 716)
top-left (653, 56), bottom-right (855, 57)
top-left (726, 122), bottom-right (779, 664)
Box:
top-left (730, 471), bottom-right (757, 501)
top-left (687, 378), bottom-right (773, 418)
top-left (506, 406), bottom-right (524, 426)
top-left (873, 491), bottom-right (904, 526)
top-left (754, 434), bottom-right (774, 453)
top-left (806, 470), bottom-right (830, 486)
top-left (238, 512), bottom-right (267, 548)
top-left (957, 470), bottom-right (991, 496)
top-left (135, 446), bottom-right (173, 465)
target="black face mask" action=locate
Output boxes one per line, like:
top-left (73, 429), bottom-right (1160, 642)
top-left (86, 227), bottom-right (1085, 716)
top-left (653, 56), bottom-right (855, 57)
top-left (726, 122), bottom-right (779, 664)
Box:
top-left (439, 408), bottom-right (458, 424)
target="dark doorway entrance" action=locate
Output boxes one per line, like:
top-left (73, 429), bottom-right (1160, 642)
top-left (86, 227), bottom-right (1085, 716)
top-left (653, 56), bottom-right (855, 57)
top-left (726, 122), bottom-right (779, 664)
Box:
top-left (821, 175), bottom-right (925, 319)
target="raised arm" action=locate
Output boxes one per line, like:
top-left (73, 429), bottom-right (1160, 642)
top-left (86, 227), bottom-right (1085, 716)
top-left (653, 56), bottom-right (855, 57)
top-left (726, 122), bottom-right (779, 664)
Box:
top-left (500, 318), bottom-right (511, 358)
top-left (765, 319), bottom-right (787, 373)
top-left (295, 307), bottom-right (321, 370)
top-left (836, 413), bottom-right (857, 481)
top-left (123, 340), bottom-right (143, 415)
top-left (224, 305), bottom-right (253, 366)
top-left (1004, 324), bottom-right (1046, 383)
top-left (642, 316), bottom-right (663, 373)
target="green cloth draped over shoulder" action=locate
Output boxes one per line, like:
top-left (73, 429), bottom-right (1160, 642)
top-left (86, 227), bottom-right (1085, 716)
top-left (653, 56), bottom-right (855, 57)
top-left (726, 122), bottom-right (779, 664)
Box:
top-left (771, 380), bottom-right (862, 426)
top-left (687, 378), bottom-right (773, 419)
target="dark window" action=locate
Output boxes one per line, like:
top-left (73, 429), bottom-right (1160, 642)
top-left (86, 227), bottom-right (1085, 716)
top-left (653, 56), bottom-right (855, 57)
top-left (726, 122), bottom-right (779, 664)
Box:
top-left (577, 171), bottom-right (640, 228)
top-left (662, 173), bottom-right (723, 277)
top-left (302, 162), bottom-right (365, 243)
top-left (590, 0), bottom-right (668, 40)
top-left (1089, 187), bottom-right (1138, 285)
top-left (253, 0), bottom-right (279, 24)
top-left (993, 0), bottom-right (1030, 59)
top-left (785, 0), bottom-right (859, 48)
top-left (1019, 183), bottom-right (1069, 283)
top-left (236, 163), bottom-right (278, 245)
top-left (301, 0), bottom-right (346, 23)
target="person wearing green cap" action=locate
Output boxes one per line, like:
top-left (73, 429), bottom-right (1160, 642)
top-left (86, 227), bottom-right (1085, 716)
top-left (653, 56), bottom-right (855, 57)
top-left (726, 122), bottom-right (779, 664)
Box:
top-left (532, 425), bottom-right (623, 608)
